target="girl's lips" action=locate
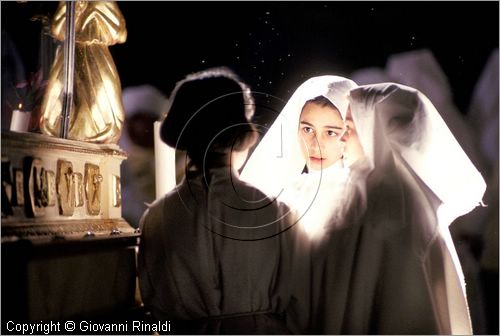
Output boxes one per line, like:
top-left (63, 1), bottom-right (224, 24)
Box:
top-left (309, 157), bottom-right (325, 163)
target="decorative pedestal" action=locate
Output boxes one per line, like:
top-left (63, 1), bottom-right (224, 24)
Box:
top-left (1, 131), bottom-right (141, 323)
top-left (1, 130), bottom-right (134, 238)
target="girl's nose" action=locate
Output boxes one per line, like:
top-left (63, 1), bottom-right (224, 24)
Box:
top-left (309, 135), bottom-right (324, 153)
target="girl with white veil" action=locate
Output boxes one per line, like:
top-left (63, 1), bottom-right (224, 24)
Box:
top-left (241, 75), bottom-right (361, 240)
top-left (242, 78), bottom-right (486, 334)
top-left (241, 75), bottom-right (370, 333)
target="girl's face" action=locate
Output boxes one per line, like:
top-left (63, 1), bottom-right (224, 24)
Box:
top-left (298, 101), bottom-right (345, 171)
top-left (341, 107), bottom-right (365, 167)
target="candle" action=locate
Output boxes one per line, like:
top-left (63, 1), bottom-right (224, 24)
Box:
top-left (154, 121), bottom-right (176, 199)
top-left (9, 104), bottom-right (31, 132)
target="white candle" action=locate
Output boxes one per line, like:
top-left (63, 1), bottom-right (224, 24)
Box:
top-left (154, 121), bottom-right (176, 199)
top-left (10, 109), bottom-right (31, 132)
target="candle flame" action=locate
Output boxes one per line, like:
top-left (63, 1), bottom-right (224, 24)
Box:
top-left (18, 103), bottom-right (23, 110)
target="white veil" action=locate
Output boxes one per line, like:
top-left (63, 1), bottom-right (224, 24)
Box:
top-left (348, 83), bottom-right (486, 227)
top-left (348, 83), bottom-right (486, 334)
top-left (241, 76), bottom-right (358, 199)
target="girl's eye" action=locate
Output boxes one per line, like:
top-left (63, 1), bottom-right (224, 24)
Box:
top-left (303, 127), bottom-right (314, 134)
top-left (327, 130), bottom-right (338, 137)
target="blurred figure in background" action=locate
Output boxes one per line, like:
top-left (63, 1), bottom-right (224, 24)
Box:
top-left (468, 49), bottom-right (499, 178)
top-left (120, 84), bottom-right (168, 228)
top-left (467, 49), bottom-right (499, 335)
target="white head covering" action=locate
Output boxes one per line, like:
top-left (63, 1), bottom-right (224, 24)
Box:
top-left (348, 83), bottom-right (486, 334)
top-left (348, 82), bottom-right (486, 227)
top-left (120, 84), bottom-right (168, 151)
top-left (389, 50), bottom-right (484, 170)
top-left (122, 84), bottom-right (167, 119)
top-left (241, 75), bottom-right (358, 198)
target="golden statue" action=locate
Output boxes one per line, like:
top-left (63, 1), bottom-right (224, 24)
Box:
top-left (40, 1), bottom-right (127, 143)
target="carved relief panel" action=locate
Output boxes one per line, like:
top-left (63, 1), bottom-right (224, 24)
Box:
top-left (84, 163), bottom-right (102, 216)
top-left (56, 160), bottom-right (75, 216)
top-left (24, 157), bottom-right (45, 217)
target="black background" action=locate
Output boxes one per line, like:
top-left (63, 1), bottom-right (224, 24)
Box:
top-left (2, 1), bottom-right (499, 114)
top-left (1, 2), bottom-right (499, 333)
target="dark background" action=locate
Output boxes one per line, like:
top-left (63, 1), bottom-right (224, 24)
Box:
top-left (2, 1), bottom-right (499, 114)
top-left (1, 1), bottom-right (499, 334)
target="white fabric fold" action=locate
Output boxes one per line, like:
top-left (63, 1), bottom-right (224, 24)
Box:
top-left (349, 83), bottom-right (486, 334)
top-left (241, 75), bottom-right (357, 199)
top-left (349, 83), bottom-right (486, 227)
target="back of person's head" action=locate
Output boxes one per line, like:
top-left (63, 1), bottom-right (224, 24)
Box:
top-left (160, 67), bottom-right (257, 167)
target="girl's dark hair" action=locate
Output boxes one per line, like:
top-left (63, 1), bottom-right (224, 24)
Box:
top-left (160, 67), bottom-right (257, 167)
